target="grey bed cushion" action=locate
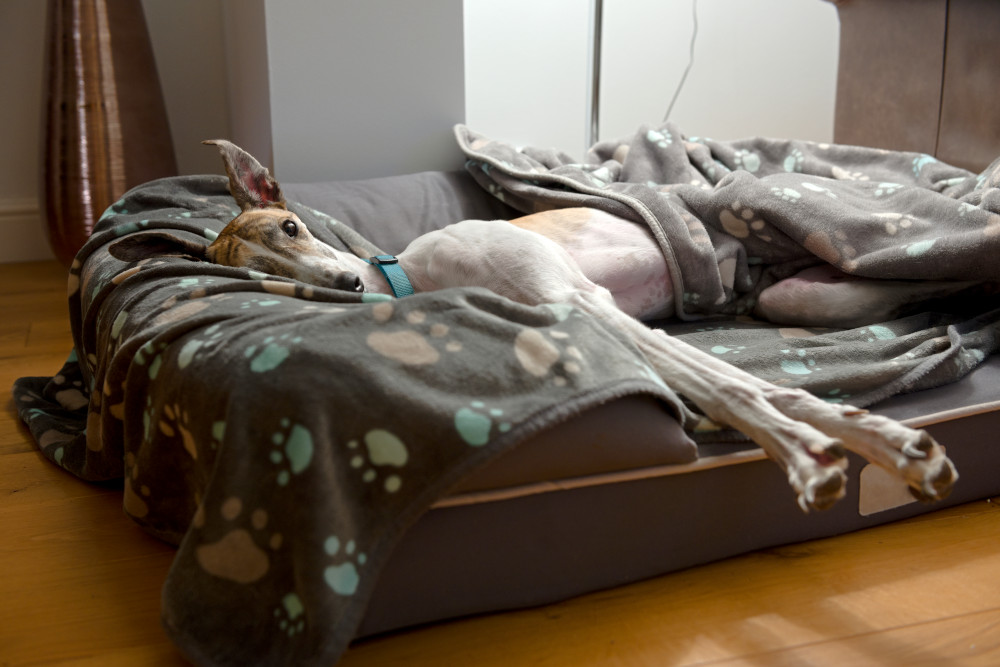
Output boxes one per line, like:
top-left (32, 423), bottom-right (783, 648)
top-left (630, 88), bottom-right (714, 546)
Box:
top-left (284, 171), bottom-right (1000, 640)
top-left (284, 170), bottom-right (519, 254)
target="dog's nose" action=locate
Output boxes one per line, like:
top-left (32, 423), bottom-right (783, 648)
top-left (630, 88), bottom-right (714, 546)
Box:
top-left (334, 272), bottom-right (364, 293)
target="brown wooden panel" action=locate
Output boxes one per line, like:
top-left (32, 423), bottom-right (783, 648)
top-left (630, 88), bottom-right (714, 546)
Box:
top-left (832, 0), bottom-right (947, 154)
top-left (936, 0), bottom-right (1000, 172)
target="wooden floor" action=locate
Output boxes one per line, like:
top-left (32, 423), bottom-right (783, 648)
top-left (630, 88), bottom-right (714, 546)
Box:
top-left (2, 259), bottom-right (999, 666)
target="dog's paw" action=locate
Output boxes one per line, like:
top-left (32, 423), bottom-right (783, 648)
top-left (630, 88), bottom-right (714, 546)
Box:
top-left (784, 438), bottom-right (848, 512)
top-left (793, 463), bottom-right (848, 513)
top-left (899, 432), bottom-right (957, 502)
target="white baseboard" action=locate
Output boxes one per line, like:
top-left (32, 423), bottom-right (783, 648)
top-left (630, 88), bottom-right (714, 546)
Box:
top-left (0, 198), bottom-right (55, 263)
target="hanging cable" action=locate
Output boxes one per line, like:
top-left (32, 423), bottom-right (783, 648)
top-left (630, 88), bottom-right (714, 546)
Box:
top-left (663, 0), bottom-right (699, 122)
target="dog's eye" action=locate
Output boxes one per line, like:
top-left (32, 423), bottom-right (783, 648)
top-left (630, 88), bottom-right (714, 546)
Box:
top-left (281, 219), bottom-right (298, 238)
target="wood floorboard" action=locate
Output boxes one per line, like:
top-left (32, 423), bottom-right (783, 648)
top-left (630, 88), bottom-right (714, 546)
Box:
top-left (2, 260), bottom-right (999, 666)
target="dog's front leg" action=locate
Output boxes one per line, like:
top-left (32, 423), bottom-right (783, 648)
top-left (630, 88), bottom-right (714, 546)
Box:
top-left (566, 292), bottom-right (851, 511)
top-left (636, 324), bottom-right (957, 505)
top-left (737, 382), bottom-right (956, 503)
top-left (633, 329), bottom-right (957, 503)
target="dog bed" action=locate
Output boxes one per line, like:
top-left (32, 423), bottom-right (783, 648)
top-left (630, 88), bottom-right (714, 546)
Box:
top-left (14, 125), bottom-right (1000, 666)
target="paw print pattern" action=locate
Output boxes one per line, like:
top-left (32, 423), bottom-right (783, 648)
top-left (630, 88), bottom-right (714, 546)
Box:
top-left (584, 165), bottom-right (613, 188)
top-left (865, 325), bottom-right (897, 342)
top-left (142, 395), bottom-right (156, 444)
top-left (832, 166), bottom-right (870, 181)
top-left (733, 149), bottom-right (761, 173)
top-left (646, 128), bottom-right (672, 148)
top-left (679, 207), bottom-right (712, 245)
top-left (245, 333), bottom-right (302, 373)
top-left (324, 535), bottom-right (367, 596)
top-left (719, 202), bottom-right (772, 242)
top-left (484, 181), bottom-right (507, 203)
top-left (912, 154), bottom-right (937, 177)
top-left (178, 323), bottom-right (225, 370)
top-left (873, 182), bottom-right (903, 197)
top-left (109, 218), bottom-right (150, 238)
top-left (803, 229), bottom-right (859, 272)
top-left (123, 451), bottom-right (151, 519)
top-left (822, 388), bottom-right (852, 404)
top-left (694, 159), bottom-right (722, 182)
top-left (783, 149), bottom-right (804, 173)
top-left (152, 296), bottom-right (213, 327)
top-left (683, 291), bottom-right (703, 306)
top-left (872, 212), bottom-right (916, 236)
top-left (693, 325), bottom-right (744, 333)
top-left (134, 339), bottom-right (168, 380)
top-left (100, 197), bottom-right (129, 221)
top-left (178, 276), bottom-right (214, 290)
top-left (954, 348), bottom-right (987, 376)
top-left (801, 182), bottom-right (838, 199)
top-left (366, 304), bottom-right (463, 364)
top-left (210, 421), bottom-right (225, 451)
top-left (346, 429), bottom-right (409, 493)
top-left (239, 296), bottom-right (284, 310)
top-left (454, 401), bottom-right (512, 447)
top-left (771, 187), bottom-right (802, 203)
top-left (513, 327), bottom-right (585, 387)
top-left (780, 348), bottom-right (820, 375)
top-left (49, 370), bottom-right (88, 411)
top-left (160, 403), bottom-right (198, 459)
top-left (693, 172), bottom-right (717, 187)
top-left (274, 593), bottom-right (306, 637)
top-left (194, 496), bottom-right (283, 584)
top-left (710, 344), bottom-right (747, 356)
top-left (270, 419), bottom-right (315, 487)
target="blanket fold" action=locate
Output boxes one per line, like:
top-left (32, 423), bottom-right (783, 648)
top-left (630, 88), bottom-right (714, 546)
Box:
top-left (13, 174), bottom-right (683, 666)
top-left (456, 123), bottom-right (1000, 406)
top-left (457, 123), bottom-right (1000, 316)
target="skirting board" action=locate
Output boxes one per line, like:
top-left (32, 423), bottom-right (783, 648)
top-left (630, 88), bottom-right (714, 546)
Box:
top-left (0, 198), bottom-right (55, 263)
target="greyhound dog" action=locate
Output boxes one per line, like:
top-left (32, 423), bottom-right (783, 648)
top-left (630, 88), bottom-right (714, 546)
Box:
top-left (109, 140), bottom-right (958, 512)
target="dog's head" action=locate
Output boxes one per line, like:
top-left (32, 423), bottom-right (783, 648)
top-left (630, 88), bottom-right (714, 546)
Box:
top-left (109, 140), bottom-right (364, 292)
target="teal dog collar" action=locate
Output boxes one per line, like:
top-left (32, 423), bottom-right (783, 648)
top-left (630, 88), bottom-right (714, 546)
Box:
top-left (364, 255), bottom-right (415, 298)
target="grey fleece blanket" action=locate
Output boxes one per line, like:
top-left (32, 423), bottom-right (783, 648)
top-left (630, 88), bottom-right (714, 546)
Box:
top-left (12, 175), bottom-right (683, 666)
top-left (456, 123), bottom-right (1000, 407)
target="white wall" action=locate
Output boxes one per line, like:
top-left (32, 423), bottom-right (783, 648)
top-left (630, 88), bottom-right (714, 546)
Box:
top-left (463, 0), bottom-right (591, 156)
top-left (220, 0), bottom-right (272, 170)
top-left (465, 0), bottom-right (839, 160)
top-left (141, 0), bottom-right (232, 176)
top-left (601, 0), bottom-right (839, 145)
top-left (1, 1), bottom-right (51, 262)
top-left (3, 0), bottom-right (839, 262)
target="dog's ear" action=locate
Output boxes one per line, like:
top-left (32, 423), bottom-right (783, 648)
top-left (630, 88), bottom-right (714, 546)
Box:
top-left (108, 230), bottom-right (210, 263)
top-left (203, 139), bottom-right (287, 212)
